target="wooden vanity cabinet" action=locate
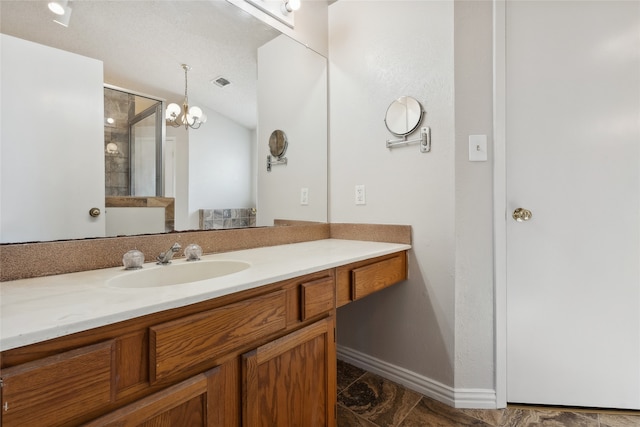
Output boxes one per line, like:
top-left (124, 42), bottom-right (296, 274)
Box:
top-left (0, 250), bottom-right (407, 427)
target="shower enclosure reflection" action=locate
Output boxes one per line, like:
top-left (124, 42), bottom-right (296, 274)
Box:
top-left (104, 86), bottom-right (164, 197)
top-left (103, 86), bottom-right (172, 237)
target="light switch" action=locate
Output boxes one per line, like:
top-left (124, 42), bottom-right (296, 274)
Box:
top-left (469, 135), bottom-right (488, 162)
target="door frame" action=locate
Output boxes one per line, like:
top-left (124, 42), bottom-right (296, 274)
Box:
top-left (492, 0), bottom-right (508, 409)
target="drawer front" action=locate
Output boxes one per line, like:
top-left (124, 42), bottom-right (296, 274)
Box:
top-left (150, 290), bottom-right (286, 382)
top-left (351, 253), bottom-right (407, 301)
top-left (0, 340), bottom-right (115, 427)
top-left (301, 276), bottom-right (335, 321)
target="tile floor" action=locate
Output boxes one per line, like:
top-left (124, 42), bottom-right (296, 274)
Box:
top-left (337, 360), bottom-right (640, 427)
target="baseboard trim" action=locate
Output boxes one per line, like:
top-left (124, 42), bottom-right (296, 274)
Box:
top-left (337, 345), bottom-right (497, 409)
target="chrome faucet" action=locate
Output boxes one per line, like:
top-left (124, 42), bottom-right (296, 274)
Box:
top-left (157, 243), bottom-right (181, 265)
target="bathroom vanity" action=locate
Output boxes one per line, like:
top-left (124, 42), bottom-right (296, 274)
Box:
top-left (0, 239), bottom-right (409, 426)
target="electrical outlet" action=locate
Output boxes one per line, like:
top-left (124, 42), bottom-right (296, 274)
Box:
top-left (300, 187), bottom-right (309, 205)
top-left (355, 185), bottom-right (366, 205)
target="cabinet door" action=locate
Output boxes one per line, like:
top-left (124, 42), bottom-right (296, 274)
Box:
top-left (0, 340), bottom-right (115, 427)
top-left (242, 317), bottom-right (336, 427)
top-left (84, 367), bottom-right (225, 427)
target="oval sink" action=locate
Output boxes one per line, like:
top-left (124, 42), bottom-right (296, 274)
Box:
top-left (107, 260), bottom-right (250, 288)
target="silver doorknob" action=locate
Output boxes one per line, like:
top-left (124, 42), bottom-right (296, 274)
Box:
top-left (512, 208), bottom-right (532, 222)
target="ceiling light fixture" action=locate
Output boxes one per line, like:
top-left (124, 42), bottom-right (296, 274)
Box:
top-left (48, 0), bottom-right (72, 27)
top-left (48, 0), bottom-right (67, 15)
top-left (281, 0), bottom-right (301, 14)
top-left (166, 64), bottom-right (207, 130)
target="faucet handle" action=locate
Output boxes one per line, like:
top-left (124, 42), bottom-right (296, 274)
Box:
top-left (123, 249), bottom-right (144, 270)
top-left (184, 243), bottom-right (202, 261)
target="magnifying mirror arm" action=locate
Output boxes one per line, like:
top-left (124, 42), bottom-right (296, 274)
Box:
top-left (386, 126), bottom-right (431, 153)
top-left (267, 155), bottom-right (288, 172)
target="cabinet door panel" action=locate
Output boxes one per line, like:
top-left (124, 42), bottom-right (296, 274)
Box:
top-left (243, 317), bottom-right (336, 427)
top-left (84, 372), bottom-right (208, 427)
top-left (0, 340), bottom-right (115, 427)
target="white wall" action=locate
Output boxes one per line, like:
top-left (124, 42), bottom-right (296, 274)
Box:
top-left (186, 106), bottom-right (255, 230)
top-left (0, 34), bottom-right (105, 243)
top-left (257, 35), bottom-right (328, 226)
top-left (105, 207), bottom-right (165, 236)
top-left (330, 0), bottom-right (456, 390)
top-left (168, 126), bottom-right (190, 231)
top-left (329, 0), bottom-right (496, 407)
top-left (453, 0), bottom-right (495, 396)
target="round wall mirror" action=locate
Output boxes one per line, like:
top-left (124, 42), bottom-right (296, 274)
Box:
top-left (384, 96), bottom-right (424, 137)
top-left (268, 130), bottom-right (288, 158)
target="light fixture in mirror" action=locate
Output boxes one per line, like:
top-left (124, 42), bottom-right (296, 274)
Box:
top-left (282, 0), bottom-right (301, 14)
top-left (166, 64), bottom-right (207, 130)
top-left (48, 0), bottom-right (71, 26)
top-left (47, 0), bottom-right (66, 15)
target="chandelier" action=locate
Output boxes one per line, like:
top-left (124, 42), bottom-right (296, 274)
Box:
top-left (166, 64), bottom-right (207, 130)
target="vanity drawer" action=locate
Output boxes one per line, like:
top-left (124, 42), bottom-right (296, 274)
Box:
top-left (300, 276), bottom-right (335, 321)
top-left (0, 340), bottom-right (115, 427)
top-left (336, 252), bottom-right (407, 306)
top-left (150, 290), bottom-right (287, 383)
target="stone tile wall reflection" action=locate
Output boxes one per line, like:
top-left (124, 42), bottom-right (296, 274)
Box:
top-left (199, 208), bottom-right (257, 230)
top-left (104, 88), bottom-right (133, 196)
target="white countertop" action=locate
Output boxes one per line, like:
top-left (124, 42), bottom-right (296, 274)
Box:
top-left (0, 239), bottom-right (410, 351)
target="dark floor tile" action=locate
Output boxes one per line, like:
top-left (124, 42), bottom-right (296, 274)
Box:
top-left (338, 372), bottom-right (422, 426)
top-left (399, 397), bottom-right (492, 426)
top-left (499, 408), bottom-right (599, 427)
top-left (338, 404), bottom-right (379, 427)
top-left (600, 413), bottom-right (640, 427)
top-left (338, 359), bottom-right (367, 392)
top-left (459, 407), bottom-right (510, 426)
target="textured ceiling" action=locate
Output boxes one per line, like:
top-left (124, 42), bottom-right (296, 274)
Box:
top-left (0, 0), bottom-right (280, 129)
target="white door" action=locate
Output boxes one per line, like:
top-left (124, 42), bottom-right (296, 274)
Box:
top-left (506, 1), bottom-right (640, 408)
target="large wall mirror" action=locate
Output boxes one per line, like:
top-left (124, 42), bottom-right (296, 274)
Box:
top-left (0, 0), bottom-right (328, 244)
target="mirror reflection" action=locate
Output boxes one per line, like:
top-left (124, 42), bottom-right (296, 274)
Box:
top-left (0, 1), bottom-right (328, 244)
top-left (268, 130), bottom-right (288, 158)
top-left (104, 87), bottom-right (164, 198)
top-left (384, 96), bottom-right (424, 137)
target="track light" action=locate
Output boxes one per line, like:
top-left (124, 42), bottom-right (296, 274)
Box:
top-left (48, 0), bottom-right (72, 27)
top-left (48, 0), bottom-right (67, 15)
top-left (281, 0), bottom-right (300, 14)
